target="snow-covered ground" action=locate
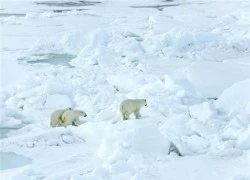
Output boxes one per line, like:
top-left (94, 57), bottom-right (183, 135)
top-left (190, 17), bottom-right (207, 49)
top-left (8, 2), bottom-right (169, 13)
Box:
top-left (1, 0), bottom-right (250, 179)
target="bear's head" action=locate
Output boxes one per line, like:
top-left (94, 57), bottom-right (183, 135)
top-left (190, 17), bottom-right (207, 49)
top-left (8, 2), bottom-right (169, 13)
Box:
top-left (74, 110), bottom-right (87, 117)
top-left (138, 99), bottom-right (147, 107)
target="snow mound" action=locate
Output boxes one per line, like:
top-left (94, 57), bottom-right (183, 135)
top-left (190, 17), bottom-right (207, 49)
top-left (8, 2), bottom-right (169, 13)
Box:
top-left (97, 121), bottom-right (170, 161)
top-left (186, 62), bottom-right (250, 98)
top-left (236, 127), bottom-right (250, 150)
top-left (216, 79), bottom-right (250, 115)
top-left (72, 122), bottom-right (111, 145)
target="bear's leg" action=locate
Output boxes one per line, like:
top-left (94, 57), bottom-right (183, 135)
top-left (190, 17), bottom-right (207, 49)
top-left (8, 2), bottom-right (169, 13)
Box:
top-left (61, 119), bottom-right (69, 127)
top-left (122, 113), bottom-right (127, 120)
top-left (50, 121), bottom-right (56, 127)
top-left (73, 118), bottom-right (84, 126)
top-left (134, 109), bottom-right (141, 119)
top-left (123, 112), bottom-right (129, 120)
top-left (57, 122), bottom-right (61, 127)
top-left (51, 116), bottom-right (62, 127)
top-left (54, 119), bottom-right (61, 127)
top-left (72, 122), bottom-right (78, 126)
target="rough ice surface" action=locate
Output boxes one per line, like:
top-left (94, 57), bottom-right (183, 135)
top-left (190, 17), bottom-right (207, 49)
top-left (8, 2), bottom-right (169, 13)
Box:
top-left (1, 0), bottom-right (250, 179)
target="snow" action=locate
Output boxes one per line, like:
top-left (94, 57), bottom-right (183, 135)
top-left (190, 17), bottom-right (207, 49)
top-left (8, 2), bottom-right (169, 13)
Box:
top-left (216, 79), bottom-right (250, 115)
top-left (44, 94), bottom-right (73, 109)
top-left (236, 127), bottom-right (250, 150)
top-left (1, 0), bottom-right (250, 179)
top-left (97, 121), bottom-right (170, 160)
top-left (186, 62), bottom-right (250, 98)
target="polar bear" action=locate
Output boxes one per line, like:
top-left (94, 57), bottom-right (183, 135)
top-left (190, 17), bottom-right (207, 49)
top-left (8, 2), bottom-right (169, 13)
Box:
top-left (60, 109), bottom-right (87, 127)
top-left (120, 99), bottom-right (147, 120)
top-left (50, 107), bottom-right (72, 127)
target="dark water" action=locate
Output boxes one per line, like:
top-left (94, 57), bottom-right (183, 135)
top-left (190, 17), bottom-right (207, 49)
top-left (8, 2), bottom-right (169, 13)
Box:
top-left (131, 0), bottom-right (179, 12)
top-left (131, 4), bottom-right (179, 11)
top-left (52, 8), bottom-right (87, 13)
top-left (0, 152), bottom-right (32, 170)
top-left (0, 13), bottom-right (26, 17)
top-left (0, 126), bottom-right (22, 139)
top-left (122, 32), bottom-right (144, 41)
top-left (23, 53), bottom-right (76, 67)
top-left (0, 128), bottom-right (10, 139)
top-left (36, 1), bottom-right (101, 7)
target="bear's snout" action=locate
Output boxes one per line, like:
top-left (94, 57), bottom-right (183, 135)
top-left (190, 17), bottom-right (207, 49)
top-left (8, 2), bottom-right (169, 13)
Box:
top-left (145, 104), bottom-right (147, 106)
top-left (84, 114), bottom-right (87, 117)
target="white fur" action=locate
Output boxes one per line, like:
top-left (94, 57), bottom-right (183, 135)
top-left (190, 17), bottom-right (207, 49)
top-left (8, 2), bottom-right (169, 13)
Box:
top-left (120, 99), bottom-right (147, 120)
top-left (50, 108), bottom-right (72, 127)
top-left (61, 109), bottom-right (87, 127)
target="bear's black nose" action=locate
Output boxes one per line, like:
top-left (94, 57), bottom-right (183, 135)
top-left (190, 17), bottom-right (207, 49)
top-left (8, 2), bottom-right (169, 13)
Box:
top-left (84, 114), bottom-right (87, 117)
top-left (145, 104), bottom-right (147, 106)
